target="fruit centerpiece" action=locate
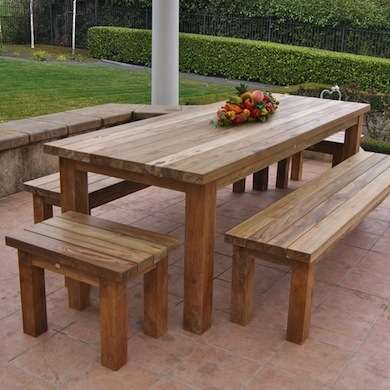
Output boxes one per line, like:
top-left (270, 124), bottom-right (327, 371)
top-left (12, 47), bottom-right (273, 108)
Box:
top-left (215, 84), bottom-right (279, 127)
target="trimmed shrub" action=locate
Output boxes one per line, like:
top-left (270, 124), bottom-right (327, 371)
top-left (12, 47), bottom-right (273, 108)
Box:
top-left (362, 137), bottom-right (390, 155)
top-left (88, 27), bottom-right (390, 93)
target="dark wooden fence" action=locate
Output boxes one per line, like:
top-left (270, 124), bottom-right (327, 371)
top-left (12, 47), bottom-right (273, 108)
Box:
top-left (1, 3), bottom-right (389, 58)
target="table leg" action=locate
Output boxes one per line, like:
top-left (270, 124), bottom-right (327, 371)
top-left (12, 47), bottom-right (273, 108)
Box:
top-left (59, 157), bottom-right (91, 310)
top-left (253, 167), bottom-right (269, 191)
top-left (183, 183), bottom-right (217, 334)
top-left (276, 158), bottom-right (291, 189)
top-left (343, 115), bottom-right (363, 160)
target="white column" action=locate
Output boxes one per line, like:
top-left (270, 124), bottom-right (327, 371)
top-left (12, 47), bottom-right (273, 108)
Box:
top-left (152, 0), bottom-right (179, 106)
top-left (72, 0), bottom-right (77, 56)
top-left (30, 0), bottom-right (34, 49)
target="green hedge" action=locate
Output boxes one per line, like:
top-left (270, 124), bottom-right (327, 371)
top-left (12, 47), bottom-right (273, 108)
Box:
top-left (88, 27), bottom-right (390, 93)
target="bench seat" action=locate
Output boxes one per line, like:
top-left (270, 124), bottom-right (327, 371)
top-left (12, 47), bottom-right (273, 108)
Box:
top-left (6, 211), bottom-right (179, 370)
top-left (24, 172), bottom-right (148, 222)
top-left (225, 151), bottom-right (390, 343)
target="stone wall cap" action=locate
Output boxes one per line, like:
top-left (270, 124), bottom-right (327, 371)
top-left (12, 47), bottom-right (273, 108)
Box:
top-left (33, 111), bottom-right (103, 135)
top-left (0, 129), bottom-right (29, 152)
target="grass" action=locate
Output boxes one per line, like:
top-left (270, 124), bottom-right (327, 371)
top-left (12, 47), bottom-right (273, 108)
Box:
top-left (0, 58), bottom-right (234, 122)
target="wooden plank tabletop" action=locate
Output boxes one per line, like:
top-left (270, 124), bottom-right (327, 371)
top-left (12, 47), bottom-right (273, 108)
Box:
top-left (44, 95), bottom-right (370, 185)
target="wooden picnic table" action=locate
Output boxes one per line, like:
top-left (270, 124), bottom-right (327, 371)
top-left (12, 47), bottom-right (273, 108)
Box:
top-left (44, 94), bottom-right (370, 334)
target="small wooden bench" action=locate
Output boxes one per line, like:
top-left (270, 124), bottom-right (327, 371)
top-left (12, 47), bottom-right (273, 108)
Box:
top-left (5, 211), bottom-right (179, 370)
top-left (225, 151), bottom-right (390, 344)
top-left (24, 172), bottom-right (149, 223)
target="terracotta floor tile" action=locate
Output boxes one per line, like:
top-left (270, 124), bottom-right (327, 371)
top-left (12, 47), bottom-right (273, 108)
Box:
top-left (270, 339), bottom-right (352, 386)
top-left (197, 311), bottom-right (285, 363)
top-left (214, 233), bottom-right (232, 257)
top-left (0, 365), bottom-right (53, 389)
top-left (217, 263), bottom-right (287, 296)
top-left (64, 364), bottom-right (161, 390)
top-left (369, 205), bottom-right (390, 223)
top-left (371, 235), bottom-right (390, 254)
top-left (95, 205), bottom-right (148, 224)
top-left (341, 269), bottom-right (390, 299)
top-left (318, 285), bottom-right (388, 320)
top-left (10, 333), bottom-right (99, 387)
top-left (361, 308), bottom-right (390, 352)
top-left (341, 229), bottom-right (380, 250)
top-left (217, 200), bottom-right (263, 221)
top-left (0, 312), bottom-right (55, 367)
top-left (0, 276), bottom-right (22, 320)
top-left (130, 215), bottom-right (183, 235)
top-left (322, 242), bottom-right (369, 263)
top-left (247, 365), bottom-right (326, 390)
top-left (152, 378), bottom-right (196, 389)
top-left (334, 344), bottom-right (390, 390)
top-left (123, 332), bottom-right (197, 376)
top-left (355, 251), bottom-right (390, 277)
top-left (333, 362), bottom-right (390, 390)
top-left (170, 342), bottom-right (261, 389)
top-left (312, 305), bottom-right (375, 343)
top-left (356, 217), bottom-right (390, 236)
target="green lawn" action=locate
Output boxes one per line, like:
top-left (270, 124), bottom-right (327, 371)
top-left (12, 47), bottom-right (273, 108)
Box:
top-left (0, 58), bottom-right (234, 122)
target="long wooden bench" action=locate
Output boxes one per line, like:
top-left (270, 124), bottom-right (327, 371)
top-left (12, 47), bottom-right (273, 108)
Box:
top-left (5, 211), bottom-right (179, 370)
top-left (24, 172), bottom-right (149, 223)
top-left (225, 151), bottom-right (390, 344)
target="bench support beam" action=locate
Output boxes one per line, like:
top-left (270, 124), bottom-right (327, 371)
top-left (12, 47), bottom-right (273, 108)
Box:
top-left (231, 247), bottom-right (255, 325)
top-left (343, 116), bottom-right (363, 160)
top-left (18, 251), bottom-right (48, 337)
top-left (287, 262), bottom-right (315, 344)
top-left (144, 258), bottom-right (168, 337)
top-left (100, 279), bottom-right (128, 370)
top-left (32, 194), bottom-right (53, 223)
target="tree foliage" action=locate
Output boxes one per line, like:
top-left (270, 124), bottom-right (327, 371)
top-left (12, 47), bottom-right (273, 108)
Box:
top-left (110, 0), bottom-right (390, 29)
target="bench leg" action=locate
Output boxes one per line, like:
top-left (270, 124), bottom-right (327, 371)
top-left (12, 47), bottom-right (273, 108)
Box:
top-left (32, 194), bottom-right (53, 223)
top-left (332, 146), bottom-right (344, 167)
top-left (144, 257), bottom-right (168, 338)
top-left (276, 158), bottom-right (291, 189)
top-left (287, 262), bottom-right (315, 344)
top-left (100, 279), bottom-right (128, 370)
top-left (253, 167), bottom-right (269, 191)
top-left (66, 278), bottom-right (90, 310)
top-left (231, 247), bottom-right (255, 326)
top-left (18, 251), bottom-right (48, 337)
top-left (343, 116), bottom-right (363, 160)
top-left (233, 179), bottom-right (246, 193)
top-left (291, 152), bottom-right (303, 181)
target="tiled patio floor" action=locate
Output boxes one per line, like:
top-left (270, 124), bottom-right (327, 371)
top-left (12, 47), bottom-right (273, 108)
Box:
top-left (1, 159), bottom-right (390, 389)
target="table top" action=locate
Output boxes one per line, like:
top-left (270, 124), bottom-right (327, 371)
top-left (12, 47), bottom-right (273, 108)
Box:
top-left (44, 94), bottom-right (370, 185)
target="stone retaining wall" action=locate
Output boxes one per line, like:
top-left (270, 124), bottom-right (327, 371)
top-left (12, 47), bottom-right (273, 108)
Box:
top-left (0, 103), bottom-right (183, 198)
